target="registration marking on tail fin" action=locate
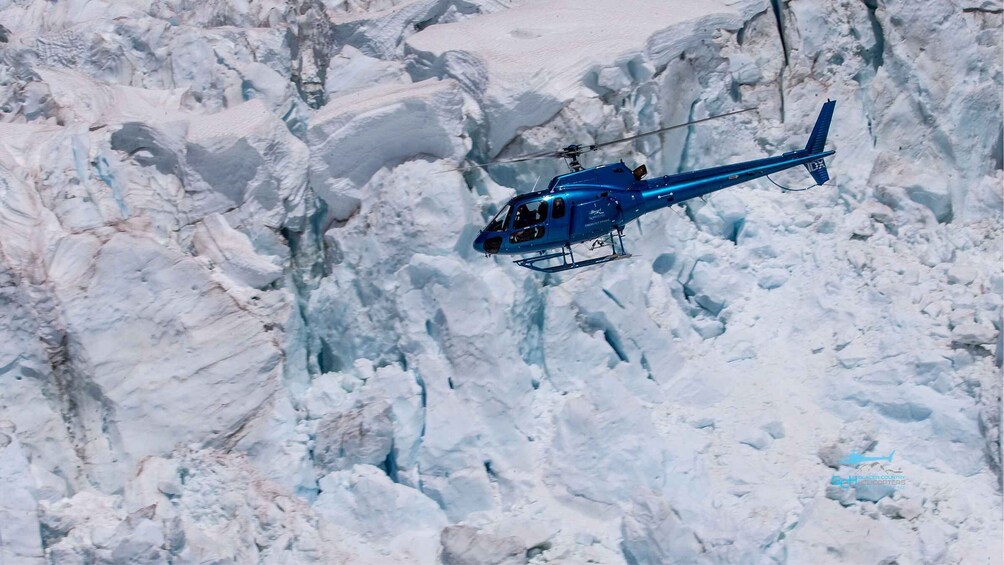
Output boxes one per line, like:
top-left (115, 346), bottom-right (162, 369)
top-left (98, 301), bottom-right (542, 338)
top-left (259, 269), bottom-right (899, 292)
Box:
top-left (806, 157), bottom-right (829, 184)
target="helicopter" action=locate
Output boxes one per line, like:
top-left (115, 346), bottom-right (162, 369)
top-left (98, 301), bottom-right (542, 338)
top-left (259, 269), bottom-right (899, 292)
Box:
top-left (471, 100), bottom-right (836, 273)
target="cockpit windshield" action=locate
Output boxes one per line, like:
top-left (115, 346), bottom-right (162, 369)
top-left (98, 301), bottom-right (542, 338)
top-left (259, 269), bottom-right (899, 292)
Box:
top-left (485, 204), bottom-right (510, 232)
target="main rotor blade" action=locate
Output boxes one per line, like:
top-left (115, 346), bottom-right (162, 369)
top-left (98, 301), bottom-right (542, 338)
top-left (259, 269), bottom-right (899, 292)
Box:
top-left (442, 149), bottom-right (561, 173)
top-left (487, 150), bottom-right (562, 165)
top-left (588, 107), bottom-right (756, 151)
top-left (444, 106), bottom-right (756, 172)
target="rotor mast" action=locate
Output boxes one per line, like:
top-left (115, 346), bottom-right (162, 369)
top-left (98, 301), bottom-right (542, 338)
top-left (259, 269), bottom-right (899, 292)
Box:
top-left (560, 144), bottom-right (591, 172)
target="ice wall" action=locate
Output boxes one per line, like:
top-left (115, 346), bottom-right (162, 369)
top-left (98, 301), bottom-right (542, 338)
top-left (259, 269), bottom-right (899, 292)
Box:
top-left (0, 0), bottom-right (1001, 563)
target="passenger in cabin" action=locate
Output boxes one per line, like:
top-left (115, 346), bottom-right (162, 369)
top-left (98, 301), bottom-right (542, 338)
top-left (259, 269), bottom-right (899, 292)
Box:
top-left (513, 200), bottom-right (548, 229)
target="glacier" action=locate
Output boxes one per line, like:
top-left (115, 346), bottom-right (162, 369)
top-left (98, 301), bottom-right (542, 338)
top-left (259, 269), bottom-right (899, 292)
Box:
top-left (0, 0), bottom-right (1001, 563)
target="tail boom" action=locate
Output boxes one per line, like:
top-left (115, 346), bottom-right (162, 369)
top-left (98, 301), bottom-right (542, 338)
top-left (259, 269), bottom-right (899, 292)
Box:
top-left (635, 149), bottom-right (834, 216)
top-left (629, 99), bottom-right (837, 218)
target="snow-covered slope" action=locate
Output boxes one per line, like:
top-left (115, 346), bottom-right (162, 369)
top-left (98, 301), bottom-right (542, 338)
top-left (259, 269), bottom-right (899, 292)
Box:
top-left (0, 0), bottom-right (1001, 563)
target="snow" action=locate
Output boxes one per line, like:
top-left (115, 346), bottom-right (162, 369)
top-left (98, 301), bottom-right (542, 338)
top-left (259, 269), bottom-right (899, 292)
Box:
top-left (192, 213), bottom-right (284, 289)
top-left (439, 525), bottom-right (525, 565)
top-left (406, 0), bottom-right (762, 153)
top-left (307, 79), bottom-right (467, 224)
top-left (0, 0), bottom-right (1001, 563)
top-left (0, 427), bottom-right (45, 563)
top-left (315, 465), bottom-right (448, 562)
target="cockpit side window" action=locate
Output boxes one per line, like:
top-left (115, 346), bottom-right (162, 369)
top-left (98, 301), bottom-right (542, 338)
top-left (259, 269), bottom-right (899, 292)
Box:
top-left (512, 200), bottom-right (548, 229)
top-left (486, 204), bottom-right (510, 232)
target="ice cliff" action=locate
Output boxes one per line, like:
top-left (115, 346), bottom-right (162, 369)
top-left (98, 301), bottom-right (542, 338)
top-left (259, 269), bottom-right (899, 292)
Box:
top-left (0, 0), bottom-right (1001, 563)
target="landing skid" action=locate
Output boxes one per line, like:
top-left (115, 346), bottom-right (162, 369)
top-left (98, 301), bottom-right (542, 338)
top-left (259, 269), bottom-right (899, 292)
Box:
top-left (514, 230), bottom-right (632, 273)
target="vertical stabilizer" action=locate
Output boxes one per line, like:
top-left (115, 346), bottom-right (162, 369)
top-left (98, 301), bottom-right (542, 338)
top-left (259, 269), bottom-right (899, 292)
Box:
top-left (805, 100), bottom-right (835, 154)
top-left (804, 100), bottom-right (835, 184)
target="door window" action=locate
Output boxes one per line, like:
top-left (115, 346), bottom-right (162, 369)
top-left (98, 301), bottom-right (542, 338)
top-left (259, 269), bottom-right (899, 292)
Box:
top-left (512, 200), bottom-right (548, 229)
top-left (552, 197), bottom-right (565, 219)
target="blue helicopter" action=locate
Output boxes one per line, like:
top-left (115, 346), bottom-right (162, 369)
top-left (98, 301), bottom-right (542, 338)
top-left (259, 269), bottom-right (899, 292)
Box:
top-left (472, 100), bottom-right (836, 273)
